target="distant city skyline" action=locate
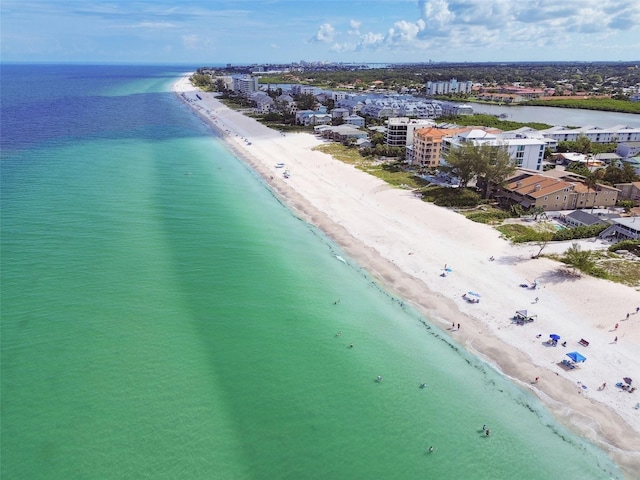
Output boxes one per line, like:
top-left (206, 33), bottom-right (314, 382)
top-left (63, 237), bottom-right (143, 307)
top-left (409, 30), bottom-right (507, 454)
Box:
top-left (1, 0), bottom-right (639, 65)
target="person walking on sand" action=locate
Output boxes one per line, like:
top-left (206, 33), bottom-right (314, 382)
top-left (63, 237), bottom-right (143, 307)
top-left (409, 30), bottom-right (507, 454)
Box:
top-left (615, 323), bottom-right (619, 330)
top-left (457, 323), bottom-right (460, 330)
top-left (626, 313), bottom-right (630, 320)
top-left (535, 376), bottom-right (539, 383)
top-left (614, 336), bottom-right (618, 343)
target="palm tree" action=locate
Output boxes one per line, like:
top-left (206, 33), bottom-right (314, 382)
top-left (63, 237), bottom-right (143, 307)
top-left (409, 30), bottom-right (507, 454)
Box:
top-left (584, 169), bottom-right (604, 213)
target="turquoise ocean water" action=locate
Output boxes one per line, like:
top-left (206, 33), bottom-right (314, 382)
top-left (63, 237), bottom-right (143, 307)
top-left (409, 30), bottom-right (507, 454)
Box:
top-left (1, 65), bottom-right (623, 479)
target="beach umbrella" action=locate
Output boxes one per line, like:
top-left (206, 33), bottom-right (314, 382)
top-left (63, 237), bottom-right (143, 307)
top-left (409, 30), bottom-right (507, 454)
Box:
top-left (566, 351), bottom-right (586, 363)
top-left (550, 334), bottom-right (561, 341)
top-left (623, 377), bottom-right (632, 385)
top-left (445, 268), bottom-right (452, 272)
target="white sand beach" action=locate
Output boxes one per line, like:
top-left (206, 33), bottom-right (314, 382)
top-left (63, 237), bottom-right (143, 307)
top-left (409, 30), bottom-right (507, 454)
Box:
top-left (173, 75), bottom-right (640, 475)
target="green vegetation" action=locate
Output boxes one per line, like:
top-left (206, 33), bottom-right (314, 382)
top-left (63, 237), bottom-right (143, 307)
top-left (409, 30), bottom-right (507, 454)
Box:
top-left (251, 62), bottom-right (640, 97)
top-left (546, 244), bottom-right (640, 287)
top-left (532, 222), bottom-right (557, 258)
top-left (609, 239), bottom-right (640, 255)
top-left (559, 243), bottom-right (607, 277)
top-left (439, 114), bottom-right (551, 131)
top-left (440, 141), bottom-right (516, 198)
top-left (618, 200), bottom-right (637, 213)
top-left (523, 98), bottom-right (640, 114)
top-left (496, 224), bottom-right (547, 243)
top-left (312, 144), bottom-right (429, 189)
top-left (594, 252), bottom-right (640, 287)
top-left (496, 222), bottom-right (608, 243)
top-left (464, 207), bottom-right (512, 224)
top-left (418, 186), bottom-right (481, 207)
top-left (190, 74), bottom-right (214, 91)
top-left (551, 224), bottom-right (608, 241)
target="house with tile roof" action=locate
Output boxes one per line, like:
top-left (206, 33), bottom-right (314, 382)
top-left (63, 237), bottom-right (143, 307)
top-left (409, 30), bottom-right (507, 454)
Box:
top-left (497, 170), bottom-right (619, 211)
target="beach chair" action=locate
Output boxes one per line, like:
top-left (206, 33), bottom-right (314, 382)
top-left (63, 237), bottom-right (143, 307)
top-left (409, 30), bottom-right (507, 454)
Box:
top-left (578, 339), bottom-right (589, 347)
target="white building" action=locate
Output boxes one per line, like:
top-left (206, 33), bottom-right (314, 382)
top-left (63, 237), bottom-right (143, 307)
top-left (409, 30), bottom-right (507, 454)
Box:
top-left (291, 84), bottom-right (316, 96)
top-left (250, 92), bottom-right (274, 113)
top-left (437, 101), bottom-right (474, 116)
top-left (425, 78), bottom-right (473, 96)
top-left (385, 117), bottom-right (436, 147)
top-left (343, 115), bottom-right (365, 128)
top-left (616, 141), bottom-right (640, 158)
top-left (331, 108), bottom-right (349, 119)
top-left (442, 129), bottom-right (546, 171)
top-left (539, 125), bottom-right (640, 144)
top-left (232, 75), bottom-right (260, 97)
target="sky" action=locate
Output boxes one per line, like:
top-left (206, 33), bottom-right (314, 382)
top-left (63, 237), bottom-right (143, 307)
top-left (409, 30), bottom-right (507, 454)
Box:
top-left (1, 0), bottom-right (639, 65)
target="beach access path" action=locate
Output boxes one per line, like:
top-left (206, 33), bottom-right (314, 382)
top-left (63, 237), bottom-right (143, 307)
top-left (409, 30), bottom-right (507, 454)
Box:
top-left (173, 75), bottom-right (640, 474)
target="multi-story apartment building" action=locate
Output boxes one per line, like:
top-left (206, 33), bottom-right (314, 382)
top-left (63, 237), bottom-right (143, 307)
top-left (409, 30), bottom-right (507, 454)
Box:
top-left (539, 125), bottom-right (640, 144)
top-left (385, 117), bottom-right (435, 147)
top-left (408, 127), bottom-right (471, 167)
top-left (616, 141), bottom-right (640, 158)
top-left (291, 84), bottom-right (316, 96)
top-left (441, 130), bottom-right (546, 171)
top-left (425, 78), bottom-right (473, 96)
top-left (232, 75), bottom-right (260, 97)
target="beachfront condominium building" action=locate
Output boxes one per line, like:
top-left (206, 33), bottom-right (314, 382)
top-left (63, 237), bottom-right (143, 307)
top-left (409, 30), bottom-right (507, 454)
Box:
top-left (425, 78), bottom-right (473, 96)
top-left (385, 117), bottom-right (435, 148)
top-left (409, 127), bottom-right (472, 167)
top-left (442, 130), bottom-right (546, 171)
top-left (233, 75), bottom-right (260, 97)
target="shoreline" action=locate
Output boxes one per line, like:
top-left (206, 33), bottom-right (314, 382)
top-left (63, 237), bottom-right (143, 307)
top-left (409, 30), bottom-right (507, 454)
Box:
top-left (172, 75), bottom-right (640, 477)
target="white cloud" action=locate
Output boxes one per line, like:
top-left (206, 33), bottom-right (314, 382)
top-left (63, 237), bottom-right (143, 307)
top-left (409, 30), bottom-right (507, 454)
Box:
top-left (311, 23), bottom-right (337, 42)
top-left (385, 20), bottom-right (424, 45)
top-left (334, 0), bottom-right (639, 59)
top-left (357, 32), bottom-right (385, 49)
top-left (348, 19), bottom-right (361, 35)
top-left (419, 0), bottom-right (454, 28)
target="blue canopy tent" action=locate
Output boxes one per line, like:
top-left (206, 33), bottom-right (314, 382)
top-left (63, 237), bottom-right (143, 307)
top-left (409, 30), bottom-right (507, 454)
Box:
top-left (566, 351), bottom-right (586, 363)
